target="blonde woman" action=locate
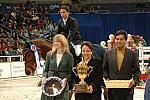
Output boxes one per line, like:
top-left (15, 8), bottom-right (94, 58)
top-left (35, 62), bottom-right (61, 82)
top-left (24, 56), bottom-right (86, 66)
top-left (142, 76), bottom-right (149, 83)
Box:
top-left (41, 34), bottom-right (74, 100)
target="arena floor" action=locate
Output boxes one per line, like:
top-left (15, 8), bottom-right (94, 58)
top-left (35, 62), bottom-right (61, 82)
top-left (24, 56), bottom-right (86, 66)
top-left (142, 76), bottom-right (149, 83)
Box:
top-left (0, 76), bottom-right (144, 100)
top-left (0, 76), bottom-right (41, 100)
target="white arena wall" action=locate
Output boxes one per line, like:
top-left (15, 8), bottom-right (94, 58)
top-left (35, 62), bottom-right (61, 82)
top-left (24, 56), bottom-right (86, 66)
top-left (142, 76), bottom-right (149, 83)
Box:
top-left (0, 55), bottom-right (44, 79)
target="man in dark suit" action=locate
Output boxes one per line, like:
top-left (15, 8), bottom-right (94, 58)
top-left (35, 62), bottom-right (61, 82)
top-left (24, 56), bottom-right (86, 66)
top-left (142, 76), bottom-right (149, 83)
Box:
top-left (103, 30), bottom-right (141, 100)
top-left (55, 5), bottom-right (82, 45)
top-left (56, 5), bottom-right (83, 65)
top-left (55, 5), bottom-right (82, 90)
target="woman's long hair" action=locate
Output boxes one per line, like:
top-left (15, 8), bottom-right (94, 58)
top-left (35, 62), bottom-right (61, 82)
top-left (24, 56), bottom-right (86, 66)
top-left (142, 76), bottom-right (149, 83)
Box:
top-left (51, 34), bottom-right (70, 54)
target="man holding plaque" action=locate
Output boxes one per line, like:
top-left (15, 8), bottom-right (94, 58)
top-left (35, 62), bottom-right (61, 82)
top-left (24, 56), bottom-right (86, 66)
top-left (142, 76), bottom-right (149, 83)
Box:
top-left (72, 41), bottom-right (104, 100)
top-left (103, 30), bottom-right (141, 100)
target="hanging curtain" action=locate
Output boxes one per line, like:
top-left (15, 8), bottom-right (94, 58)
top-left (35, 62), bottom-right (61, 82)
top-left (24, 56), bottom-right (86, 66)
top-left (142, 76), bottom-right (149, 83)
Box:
top-left (49, 13), bottom-right (150, 45)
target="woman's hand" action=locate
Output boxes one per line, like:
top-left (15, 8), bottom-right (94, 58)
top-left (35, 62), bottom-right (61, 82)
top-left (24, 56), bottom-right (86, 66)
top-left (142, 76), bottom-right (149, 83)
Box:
top-left (62, 78), bottom-right (67, 84)
top-left (42, 77), bottom-right (47, 84)
top-left (87, 85), bottom-right (93, 93)
top-left (61, 78), bottom-right (67, 88)
top-left (72, 86), bottom-right (76, 93)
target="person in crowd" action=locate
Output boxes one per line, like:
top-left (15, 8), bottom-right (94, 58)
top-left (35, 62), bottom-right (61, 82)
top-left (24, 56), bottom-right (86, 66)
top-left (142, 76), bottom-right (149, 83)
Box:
top-left (144, 57), bottom-right (150, 100)
top-left (41, 34), bottom-right (74, 100)
top-left (103, 30), bottom-right (141, 100)
top-left (73, 41), bottom-right (104, 100)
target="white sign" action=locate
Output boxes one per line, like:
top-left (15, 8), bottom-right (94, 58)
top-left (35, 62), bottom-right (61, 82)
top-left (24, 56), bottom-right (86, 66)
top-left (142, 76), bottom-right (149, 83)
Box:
top-left (11, 62), bottom-right (27, 77)
top-left (0, 63), bottom-right (11, 78)
top-left (0, 60), bottom-right (44, 78)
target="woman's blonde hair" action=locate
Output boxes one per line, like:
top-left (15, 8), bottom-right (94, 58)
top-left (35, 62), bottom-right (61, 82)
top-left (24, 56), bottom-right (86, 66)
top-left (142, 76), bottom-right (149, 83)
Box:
top-left (51, 34), bottom-right (70, 54)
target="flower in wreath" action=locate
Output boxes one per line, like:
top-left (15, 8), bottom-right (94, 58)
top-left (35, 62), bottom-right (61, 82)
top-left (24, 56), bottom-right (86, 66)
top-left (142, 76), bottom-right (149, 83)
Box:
top-left (132, 35), bottom-right (147, 46)
top-left (109, 34), bottom-right (115, 41)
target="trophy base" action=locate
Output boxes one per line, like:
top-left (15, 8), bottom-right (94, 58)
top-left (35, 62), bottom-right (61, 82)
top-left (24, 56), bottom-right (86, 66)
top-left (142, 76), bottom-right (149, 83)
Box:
top-left (74, 84), bottom-right (89, 93)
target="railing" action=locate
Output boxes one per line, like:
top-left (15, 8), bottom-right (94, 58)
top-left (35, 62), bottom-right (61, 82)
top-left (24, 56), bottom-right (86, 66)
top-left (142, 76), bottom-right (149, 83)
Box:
top-left (0, 55), bottom-right (23, 62)
top-left (138, 46), bottom-right (150, 73)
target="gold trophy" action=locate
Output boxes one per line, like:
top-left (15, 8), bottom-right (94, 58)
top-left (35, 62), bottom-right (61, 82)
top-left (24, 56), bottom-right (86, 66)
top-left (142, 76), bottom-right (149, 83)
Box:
top-left (73, 61), bottom-right (93, 93)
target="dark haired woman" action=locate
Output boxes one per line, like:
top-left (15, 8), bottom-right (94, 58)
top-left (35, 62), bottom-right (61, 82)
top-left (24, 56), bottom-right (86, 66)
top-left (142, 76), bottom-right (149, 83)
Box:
top-left (73, 41), bottom-right (104, 100)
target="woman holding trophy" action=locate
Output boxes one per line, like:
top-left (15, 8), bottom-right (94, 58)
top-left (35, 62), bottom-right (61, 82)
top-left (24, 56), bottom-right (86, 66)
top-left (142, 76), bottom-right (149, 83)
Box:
top-left (41, 34), bottom-right (74, 100)
top-left (73, 41), bottom-right (104, 100)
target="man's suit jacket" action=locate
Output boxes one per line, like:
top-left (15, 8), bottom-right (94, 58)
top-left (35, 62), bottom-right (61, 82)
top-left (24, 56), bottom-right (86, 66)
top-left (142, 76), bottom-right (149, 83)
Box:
top-left (103, 48), bottom-right (141, 94)
top-left (55, 16), bottom-right (82, 45)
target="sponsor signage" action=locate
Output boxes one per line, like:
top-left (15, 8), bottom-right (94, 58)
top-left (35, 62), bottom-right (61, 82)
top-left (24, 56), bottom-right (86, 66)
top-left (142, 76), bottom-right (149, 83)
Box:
top-left (0, 63), bottom-right (11, 78)
top-left (11, 62), bottom-right (27, 77)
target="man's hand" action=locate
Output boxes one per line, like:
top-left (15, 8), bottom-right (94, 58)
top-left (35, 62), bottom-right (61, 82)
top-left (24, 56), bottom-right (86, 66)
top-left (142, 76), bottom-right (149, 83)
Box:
top-left (103, 77), bottom-right (109, 81)
top-left (129, 80), bottom-right (135, 87)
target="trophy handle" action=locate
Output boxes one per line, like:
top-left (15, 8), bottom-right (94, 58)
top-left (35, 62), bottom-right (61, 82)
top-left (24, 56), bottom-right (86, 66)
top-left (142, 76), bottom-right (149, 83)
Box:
top-left (72, 67), bottom-right (78, 76)
top-left (87, 66), bottom-right (93, 76)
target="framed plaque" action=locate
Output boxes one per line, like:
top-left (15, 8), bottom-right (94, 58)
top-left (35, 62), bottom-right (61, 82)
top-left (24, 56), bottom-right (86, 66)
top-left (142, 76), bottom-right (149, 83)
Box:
top-left (104, 80), bottom-right (132, 88)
